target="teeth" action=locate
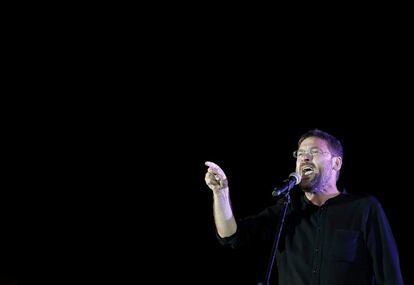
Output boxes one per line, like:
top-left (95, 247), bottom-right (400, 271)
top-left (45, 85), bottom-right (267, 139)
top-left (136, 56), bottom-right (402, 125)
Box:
top-left (304, 170), bottom-right (313, 176)
top-left (301, 166), bottom-right (314, 176)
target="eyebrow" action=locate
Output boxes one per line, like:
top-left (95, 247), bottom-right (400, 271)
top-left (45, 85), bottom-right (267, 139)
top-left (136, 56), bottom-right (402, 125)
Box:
top-left (298, 147), bottom-right (322, 151)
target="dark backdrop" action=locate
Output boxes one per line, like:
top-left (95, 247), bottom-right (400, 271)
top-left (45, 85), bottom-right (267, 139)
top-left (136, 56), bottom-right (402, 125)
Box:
top-left (2, 101), bottom-right (412, 285)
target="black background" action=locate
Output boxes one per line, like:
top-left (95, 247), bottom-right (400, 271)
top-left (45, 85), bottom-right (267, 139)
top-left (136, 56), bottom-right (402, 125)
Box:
top-left (2, 87), bottom-right (412, 285)
top-left (2, 9), bottom-right (413, 284)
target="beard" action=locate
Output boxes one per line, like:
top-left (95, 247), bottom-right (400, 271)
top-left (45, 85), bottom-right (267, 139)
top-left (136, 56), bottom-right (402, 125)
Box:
top-left (299, 173), bottom-right (322, 193)
top-left (299, 163), bottom-right (332, 193)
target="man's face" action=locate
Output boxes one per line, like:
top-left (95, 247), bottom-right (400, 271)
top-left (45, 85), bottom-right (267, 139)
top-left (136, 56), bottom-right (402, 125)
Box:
top-left (295, 137), bottom-right (334, 193)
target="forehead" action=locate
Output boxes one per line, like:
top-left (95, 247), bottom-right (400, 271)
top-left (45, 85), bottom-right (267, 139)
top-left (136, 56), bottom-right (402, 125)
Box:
top-left (299, 137), bottom-right (329, 149)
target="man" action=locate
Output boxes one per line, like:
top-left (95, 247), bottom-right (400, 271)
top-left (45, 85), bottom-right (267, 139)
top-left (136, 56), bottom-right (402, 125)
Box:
top-left (205, 129), bottom-right (404, 285)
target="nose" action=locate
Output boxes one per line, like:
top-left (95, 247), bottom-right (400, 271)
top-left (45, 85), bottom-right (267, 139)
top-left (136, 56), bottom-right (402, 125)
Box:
top-left (300, 152), bottom-right (312, 161)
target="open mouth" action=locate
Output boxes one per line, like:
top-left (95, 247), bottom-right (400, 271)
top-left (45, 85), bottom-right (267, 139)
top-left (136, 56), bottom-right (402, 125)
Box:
top-left (301, 166), bottom-right (314, 176)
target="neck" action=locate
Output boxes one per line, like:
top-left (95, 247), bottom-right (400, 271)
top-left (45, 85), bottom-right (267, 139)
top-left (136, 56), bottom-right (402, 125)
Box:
top-left (305, 184), bottom-right (340, 206)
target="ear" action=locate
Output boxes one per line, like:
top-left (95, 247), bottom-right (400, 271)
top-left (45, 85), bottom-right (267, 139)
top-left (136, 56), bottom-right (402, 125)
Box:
top-left (332, 156), bottom-right (342, 171)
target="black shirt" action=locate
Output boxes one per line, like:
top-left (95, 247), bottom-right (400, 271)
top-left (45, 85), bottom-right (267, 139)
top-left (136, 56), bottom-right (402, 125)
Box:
top-left (218, 193), bottom-right (404, 285)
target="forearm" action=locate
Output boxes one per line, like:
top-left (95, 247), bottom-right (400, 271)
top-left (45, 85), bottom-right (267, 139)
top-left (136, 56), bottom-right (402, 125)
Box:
top-left (213, 189), bottom-right (237, 238)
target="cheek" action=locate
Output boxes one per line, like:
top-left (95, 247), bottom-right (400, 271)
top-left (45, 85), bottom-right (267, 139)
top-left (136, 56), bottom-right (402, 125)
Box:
top-left (321, 162), bottom-right (332, 173)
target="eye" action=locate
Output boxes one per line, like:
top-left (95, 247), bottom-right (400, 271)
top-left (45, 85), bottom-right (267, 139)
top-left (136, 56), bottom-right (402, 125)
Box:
top-left (311, 150), bottom-right (321, 155)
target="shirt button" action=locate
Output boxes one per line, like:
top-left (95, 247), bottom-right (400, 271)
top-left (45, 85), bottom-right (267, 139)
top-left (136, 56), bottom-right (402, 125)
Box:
top-left (315, 248), bottom-right (319, 253)
top-left (313, 268), bottom-right (318, 274)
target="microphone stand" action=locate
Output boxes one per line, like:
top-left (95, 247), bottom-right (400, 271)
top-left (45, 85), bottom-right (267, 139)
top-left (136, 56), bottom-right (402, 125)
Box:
top-left (258, 192), bottom-right (291, 285)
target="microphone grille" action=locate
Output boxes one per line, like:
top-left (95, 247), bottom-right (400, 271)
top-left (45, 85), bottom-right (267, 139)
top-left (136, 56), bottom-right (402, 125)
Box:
top-left (289, 172), bottom-right (302, 185)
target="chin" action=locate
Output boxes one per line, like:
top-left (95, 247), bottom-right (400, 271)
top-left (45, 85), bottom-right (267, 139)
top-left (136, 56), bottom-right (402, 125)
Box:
top-left (300, 176), bottom-right (313, 185)
top-left (299, 183), bottom-right (312, 193)
top-left (299, 177), bottom-right (319, 193)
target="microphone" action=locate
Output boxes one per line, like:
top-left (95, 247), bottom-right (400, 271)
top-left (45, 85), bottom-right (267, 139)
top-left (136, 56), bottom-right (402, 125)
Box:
top-left (272, 172), bottom-right (302, 197)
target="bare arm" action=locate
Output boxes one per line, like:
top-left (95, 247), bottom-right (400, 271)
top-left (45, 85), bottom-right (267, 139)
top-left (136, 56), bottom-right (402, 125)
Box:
top-left (205, 161), bottom-right (237, 238)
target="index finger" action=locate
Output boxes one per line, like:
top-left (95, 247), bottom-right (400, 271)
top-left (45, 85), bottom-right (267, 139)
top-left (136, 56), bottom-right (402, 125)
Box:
top-left (205, 161), bottom-right (227, 178)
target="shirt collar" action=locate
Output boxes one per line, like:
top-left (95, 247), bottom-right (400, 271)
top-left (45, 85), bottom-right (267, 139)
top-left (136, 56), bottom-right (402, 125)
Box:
top-left (300, 192), bottom-right (346, 210)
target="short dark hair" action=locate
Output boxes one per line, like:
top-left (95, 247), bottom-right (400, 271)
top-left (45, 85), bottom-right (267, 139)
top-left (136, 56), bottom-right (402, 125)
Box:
top-left (298, 129), bottom-right (344, 158)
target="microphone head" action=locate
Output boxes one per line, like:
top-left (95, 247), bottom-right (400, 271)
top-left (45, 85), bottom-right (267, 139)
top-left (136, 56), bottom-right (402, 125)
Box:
top-left (288, 172), bottom-right (302, 185)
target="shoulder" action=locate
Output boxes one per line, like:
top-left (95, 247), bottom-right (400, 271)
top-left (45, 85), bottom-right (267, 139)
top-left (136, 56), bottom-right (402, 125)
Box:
top-left (348, 193), bottom-right (379, 203)
top-left (339, 193), bottom-right (383, 210)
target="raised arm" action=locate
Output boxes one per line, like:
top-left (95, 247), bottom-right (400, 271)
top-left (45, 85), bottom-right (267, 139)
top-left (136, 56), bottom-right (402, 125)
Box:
top-left (205, 161), bottom-right (237, 238)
